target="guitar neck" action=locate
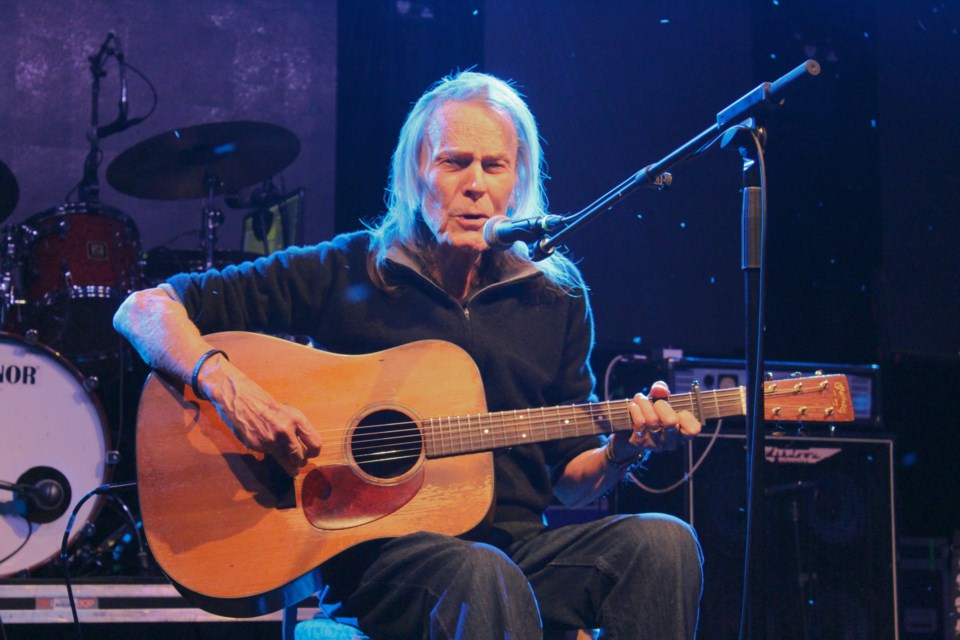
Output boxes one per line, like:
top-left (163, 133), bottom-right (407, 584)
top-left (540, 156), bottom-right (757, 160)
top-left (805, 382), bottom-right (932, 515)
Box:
top-left (424, 386), bottom-right (747, 458)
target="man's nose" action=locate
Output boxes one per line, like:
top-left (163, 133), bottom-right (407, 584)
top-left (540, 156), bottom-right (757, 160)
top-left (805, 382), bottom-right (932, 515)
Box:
top-left (464, 164), bottom-right (486, 201)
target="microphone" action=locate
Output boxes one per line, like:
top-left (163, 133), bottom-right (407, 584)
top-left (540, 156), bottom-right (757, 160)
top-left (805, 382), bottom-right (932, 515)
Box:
top-left (92, 30), bottom-right (116, 65)
top-left (0, 468), bottom-right (72, 523)
top-left (95, 115), bottom-right (143, 139)
top-left (482, 214), bottom-right (564, 249)
top-left (22, 479), bottom-right (65, 512)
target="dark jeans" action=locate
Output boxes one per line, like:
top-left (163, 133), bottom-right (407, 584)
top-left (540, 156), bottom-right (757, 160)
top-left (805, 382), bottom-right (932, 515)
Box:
top-left (323, 513), bottom-right (703, 639)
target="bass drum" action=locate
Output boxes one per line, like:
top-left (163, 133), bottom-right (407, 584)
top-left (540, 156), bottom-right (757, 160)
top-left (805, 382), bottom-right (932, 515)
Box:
top-left (0, 332), bottom-right (112, 577)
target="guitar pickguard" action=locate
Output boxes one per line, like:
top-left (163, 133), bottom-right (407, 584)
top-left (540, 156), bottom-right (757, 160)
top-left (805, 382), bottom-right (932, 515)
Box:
top-left (301, 464), bottom-right (424, 530)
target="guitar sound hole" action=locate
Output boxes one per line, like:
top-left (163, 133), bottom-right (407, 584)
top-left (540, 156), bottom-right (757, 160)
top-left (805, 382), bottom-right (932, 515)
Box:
top-left (351, 409), bottom-right (423, 480)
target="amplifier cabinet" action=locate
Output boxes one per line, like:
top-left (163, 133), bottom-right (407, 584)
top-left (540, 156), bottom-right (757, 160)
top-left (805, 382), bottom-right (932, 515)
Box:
top-left (620, 432), bottom-right (898, 639)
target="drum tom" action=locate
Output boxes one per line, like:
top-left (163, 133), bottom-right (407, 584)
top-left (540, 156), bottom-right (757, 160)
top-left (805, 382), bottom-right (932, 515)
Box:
top-left (19, 202), bottom-right (142, 360)
top-left (0, 332), bottom-right (112, 577)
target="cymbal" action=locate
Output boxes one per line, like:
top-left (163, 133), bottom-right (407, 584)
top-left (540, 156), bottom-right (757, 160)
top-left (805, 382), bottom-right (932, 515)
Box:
top-left (0, 159), bottom-right (19, 221)
top-left (106, 121), bottom-right (300, 200)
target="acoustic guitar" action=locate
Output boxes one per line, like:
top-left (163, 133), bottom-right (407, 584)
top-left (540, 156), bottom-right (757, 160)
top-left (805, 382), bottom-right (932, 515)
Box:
top-left (136, 331), bottom-right (853, 617)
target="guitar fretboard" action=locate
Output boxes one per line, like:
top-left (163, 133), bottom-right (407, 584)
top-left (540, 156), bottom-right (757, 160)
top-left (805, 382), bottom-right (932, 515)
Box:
top-left (424, 387), bottom-right (748, 458)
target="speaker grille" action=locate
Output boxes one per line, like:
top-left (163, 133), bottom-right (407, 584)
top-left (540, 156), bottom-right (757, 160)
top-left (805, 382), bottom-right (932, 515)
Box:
top-left (619, 432), bottom-right (897, 639)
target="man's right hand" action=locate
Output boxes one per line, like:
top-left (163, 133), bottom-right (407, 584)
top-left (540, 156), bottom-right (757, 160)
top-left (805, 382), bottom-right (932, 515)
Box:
top-left (114, 287), bottom-right (323, 477)
top-left (198, 353), bottom-right (323, 477)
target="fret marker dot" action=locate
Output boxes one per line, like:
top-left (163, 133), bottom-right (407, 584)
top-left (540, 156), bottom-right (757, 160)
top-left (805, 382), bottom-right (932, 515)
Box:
top-left (521, 433), bottom-right (528, 438)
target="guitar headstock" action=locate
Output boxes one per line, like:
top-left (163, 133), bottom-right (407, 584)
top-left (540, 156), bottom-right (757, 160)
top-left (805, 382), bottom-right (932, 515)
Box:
top-left (763, 374), bottom-right (854, 423)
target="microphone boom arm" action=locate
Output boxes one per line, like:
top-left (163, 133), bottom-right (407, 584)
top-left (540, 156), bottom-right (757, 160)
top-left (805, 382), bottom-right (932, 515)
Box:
top-left (531, 59), bottom-right (820, 261)
top-left (533, 163), bottom-right (673, 261)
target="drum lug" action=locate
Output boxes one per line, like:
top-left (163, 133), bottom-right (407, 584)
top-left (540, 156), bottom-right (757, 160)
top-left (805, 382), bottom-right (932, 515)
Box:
top-left (23, 328), bottom-right (39, 345)
top-left (106, 450), bottom-right (121, 465)
top-left (62, 263), bottom-right (74, 288)
top-left (83, 375), bottom-right (99, 391)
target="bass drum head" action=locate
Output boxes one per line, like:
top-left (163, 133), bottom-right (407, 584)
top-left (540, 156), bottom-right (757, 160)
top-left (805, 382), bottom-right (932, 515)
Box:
top-left (0, 332), bottom-right (112, 577)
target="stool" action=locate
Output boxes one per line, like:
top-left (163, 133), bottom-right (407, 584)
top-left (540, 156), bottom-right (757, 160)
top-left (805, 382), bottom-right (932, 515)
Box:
top-left (282, 604), bottom-right (368, 640)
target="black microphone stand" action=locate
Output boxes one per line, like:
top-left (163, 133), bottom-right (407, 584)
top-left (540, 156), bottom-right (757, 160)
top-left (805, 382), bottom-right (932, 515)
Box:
top-left (726, 121), bottom-right (768, 640)
top-left (529, 60), bottom-right (820, 640)
top-left (79, 33), bottom-right (116, 204)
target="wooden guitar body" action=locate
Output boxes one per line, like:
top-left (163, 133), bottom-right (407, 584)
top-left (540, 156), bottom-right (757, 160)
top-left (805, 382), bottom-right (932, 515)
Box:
top-left (136, 333), bottom-right (494, 617)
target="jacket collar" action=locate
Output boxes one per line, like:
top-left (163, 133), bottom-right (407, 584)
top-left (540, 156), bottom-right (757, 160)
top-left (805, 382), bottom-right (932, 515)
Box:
top-left (385, 242), bottom-right (542, 296)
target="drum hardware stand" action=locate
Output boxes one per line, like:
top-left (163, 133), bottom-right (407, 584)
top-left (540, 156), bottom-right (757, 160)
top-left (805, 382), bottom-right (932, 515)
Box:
top-left (78, 32), bottom-right (119, 205)
top-left (201, 169), bottom-right (226, 271)
top-left (227, 179), bottom-right (285, 255)
top-left (70, 519), bottom-right (136, 575)
top-left (0, 225), bottom-right (27, 329)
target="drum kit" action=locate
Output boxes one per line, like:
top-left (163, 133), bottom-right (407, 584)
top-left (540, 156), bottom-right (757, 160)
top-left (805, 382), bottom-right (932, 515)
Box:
top-left (0, 120), bottom-right (301, 578)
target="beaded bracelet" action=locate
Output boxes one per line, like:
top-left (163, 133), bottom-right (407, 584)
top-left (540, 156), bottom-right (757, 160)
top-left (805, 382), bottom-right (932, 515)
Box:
top-left (190, 349), bottom-right (229, 401)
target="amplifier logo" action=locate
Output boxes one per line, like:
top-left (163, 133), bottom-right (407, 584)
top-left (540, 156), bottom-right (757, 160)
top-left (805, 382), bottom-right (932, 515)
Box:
top-left (765, 446), bottom-right (841, 464)
top-left (0, 363), bottom-right (38, 385)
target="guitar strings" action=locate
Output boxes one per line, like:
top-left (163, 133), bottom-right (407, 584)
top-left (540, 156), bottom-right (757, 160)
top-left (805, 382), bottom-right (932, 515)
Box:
top-left (332, 399), bottom-right (745, 448)
top-left (326, 398), bottom-right (752, 463)
top-left (343, 402), bottom-right (771, 464)
top-left (210, 383), bottom-right (834, 464)
top-left (300, 393), bottom-right (751, 440)
top-left (306, 396), bottom-right (750, 447)
top-left (294, 383), bottom-right (831, 445)
top-left (324, 401), bottom-right (759, 445)
top-left (341, 384), bottom-right (839, 462)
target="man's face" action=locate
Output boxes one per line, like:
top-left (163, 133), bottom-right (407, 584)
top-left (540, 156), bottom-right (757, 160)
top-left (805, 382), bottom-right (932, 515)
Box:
top-left (419, 100), bottom-right (519, 253)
